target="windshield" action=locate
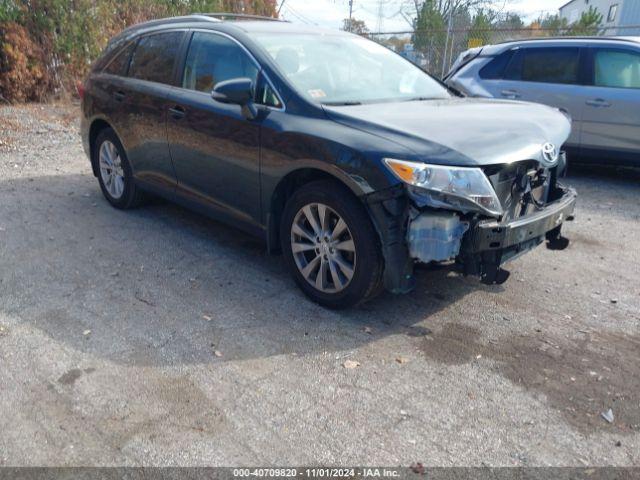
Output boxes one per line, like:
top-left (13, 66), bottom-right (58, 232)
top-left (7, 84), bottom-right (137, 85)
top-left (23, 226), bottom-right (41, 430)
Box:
top-left (250, 33), bottom-right (450, 105)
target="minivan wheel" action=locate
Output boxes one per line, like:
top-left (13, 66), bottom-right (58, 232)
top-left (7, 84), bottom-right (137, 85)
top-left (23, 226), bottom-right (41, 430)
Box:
top-left (281, 181), bottom-right (384, 309)
top-left (94, 128), bottom-right (145, 209)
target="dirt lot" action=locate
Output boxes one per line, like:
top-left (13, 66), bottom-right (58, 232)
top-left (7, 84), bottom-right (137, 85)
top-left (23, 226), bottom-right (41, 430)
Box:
top-left (0, 104), bottom-right (639, 466)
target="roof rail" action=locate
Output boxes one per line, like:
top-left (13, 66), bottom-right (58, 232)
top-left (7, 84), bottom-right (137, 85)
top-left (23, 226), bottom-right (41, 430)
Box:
top-left (197, 13), bottom-right (284, 22)
top-left (496, 35), bottom-right (640, 45)
top-left (118, 15), bottom-right (221, 35)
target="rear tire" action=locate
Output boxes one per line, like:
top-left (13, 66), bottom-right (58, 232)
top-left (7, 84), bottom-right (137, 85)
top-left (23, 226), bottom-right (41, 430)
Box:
top-left (94, 128), bottom-right (145, 209)
top-left (280, 180), bottom-right (384, 309)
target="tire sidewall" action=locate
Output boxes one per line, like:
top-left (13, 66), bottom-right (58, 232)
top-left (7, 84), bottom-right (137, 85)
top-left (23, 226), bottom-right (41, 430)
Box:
top-left (280, 182), bottom-right (381, 309)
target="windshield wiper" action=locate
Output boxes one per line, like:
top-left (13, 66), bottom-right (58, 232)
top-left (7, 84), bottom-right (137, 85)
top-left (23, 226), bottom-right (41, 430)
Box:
top-left (322, 101), bottom-right (362, 106)
top-left (403, 96), bottom-right (438, 102)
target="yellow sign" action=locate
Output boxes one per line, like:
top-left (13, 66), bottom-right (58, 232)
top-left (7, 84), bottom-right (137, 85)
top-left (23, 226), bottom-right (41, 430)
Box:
top-left (468, 38), bottom-right (484, 48)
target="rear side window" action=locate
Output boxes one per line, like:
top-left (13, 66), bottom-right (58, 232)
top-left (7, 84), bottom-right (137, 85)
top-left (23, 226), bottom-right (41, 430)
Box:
top-left (505, 47), bottom-right (580, 84)
top-left (479, 50), bottom-right (514, 80)
top-left (182, 32), bottom-right (259, 93)
top-left (594, 49), bottom-right (640, 89)
top-left (129, 31), bottom-right (184, 84)
top-left (104, 42), bottom-right (135, 76)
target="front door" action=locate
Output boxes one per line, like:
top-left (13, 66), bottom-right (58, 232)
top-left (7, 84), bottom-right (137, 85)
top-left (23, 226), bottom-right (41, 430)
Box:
top-left (580, 46), bottom-right (640, 164)
top-left (492, 46), bottom-right (587, 149)
top-left (167, 31), bottom-right (262, 227)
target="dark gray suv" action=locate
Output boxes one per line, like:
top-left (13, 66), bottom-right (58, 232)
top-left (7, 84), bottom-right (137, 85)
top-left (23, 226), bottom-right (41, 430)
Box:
top-left (81, 14), bottom-right (576, 308)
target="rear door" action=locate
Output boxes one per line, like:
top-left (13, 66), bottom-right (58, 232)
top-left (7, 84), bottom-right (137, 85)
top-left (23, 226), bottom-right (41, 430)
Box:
top-left (493, 46), bottom-right (587, 148)
top-left (166, 31), bottom-right (264, 228)
top-left (119, 30), bottom-right (186, 194)
top-left (580, 46), bottom-right (640, 163)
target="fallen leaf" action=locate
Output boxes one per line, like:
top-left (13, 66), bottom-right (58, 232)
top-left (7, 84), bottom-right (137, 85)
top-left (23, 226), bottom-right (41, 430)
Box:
top-left (395, 357), bottom-right (409, 364)
top-left (343, 360), bottom-right (360, 369)
top-left (601, 408), bottom-right (614, 423)
top-left (83, 330), bottom-right (91, 336)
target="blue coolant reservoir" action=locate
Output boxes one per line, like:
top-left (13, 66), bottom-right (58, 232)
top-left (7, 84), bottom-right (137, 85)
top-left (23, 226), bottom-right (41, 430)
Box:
top-left (407, 211), bottom-right (469, 263)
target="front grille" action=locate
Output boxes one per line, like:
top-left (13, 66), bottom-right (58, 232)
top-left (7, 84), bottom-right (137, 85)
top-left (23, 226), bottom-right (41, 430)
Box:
top-left (485, 161), bottom-right (551, 223)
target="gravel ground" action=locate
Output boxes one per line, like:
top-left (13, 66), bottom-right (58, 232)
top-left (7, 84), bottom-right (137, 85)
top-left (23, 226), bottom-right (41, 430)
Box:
top-left (0, 104), bottom-right (639, 467)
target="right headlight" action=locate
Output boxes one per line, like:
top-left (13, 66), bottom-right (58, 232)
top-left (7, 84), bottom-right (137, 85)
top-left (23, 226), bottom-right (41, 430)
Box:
top-left (383, 158), bottom-right (503, 217)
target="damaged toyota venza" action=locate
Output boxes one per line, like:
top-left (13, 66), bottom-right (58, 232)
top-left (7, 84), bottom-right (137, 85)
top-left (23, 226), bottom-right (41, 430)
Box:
top-left (81, 16), bottom-right (577, 308)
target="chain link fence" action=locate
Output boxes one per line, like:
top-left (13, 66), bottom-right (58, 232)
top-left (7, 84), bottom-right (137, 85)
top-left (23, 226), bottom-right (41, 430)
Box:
top-left (369, 25), bottom-right (640, 78)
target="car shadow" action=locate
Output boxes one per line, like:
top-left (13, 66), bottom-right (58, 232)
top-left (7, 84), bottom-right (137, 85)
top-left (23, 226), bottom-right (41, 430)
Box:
top-left (1, 173), bottom-right (504, 367)
top-left (2, 172), bottom-right (640, 434)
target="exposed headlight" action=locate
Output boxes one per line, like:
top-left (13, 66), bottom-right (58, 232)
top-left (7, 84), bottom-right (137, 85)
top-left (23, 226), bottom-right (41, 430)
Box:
top-left (383, 158), bottom-right (503, 216)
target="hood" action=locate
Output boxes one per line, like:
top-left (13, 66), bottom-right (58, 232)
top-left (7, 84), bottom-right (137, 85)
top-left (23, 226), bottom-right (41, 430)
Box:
top-left (323, 98), bottom-right (571, 167)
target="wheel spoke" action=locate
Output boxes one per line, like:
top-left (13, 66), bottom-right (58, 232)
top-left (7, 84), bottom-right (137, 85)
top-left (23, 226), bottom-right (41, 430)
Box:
top-left (335, 239), bottom-right (355, 252)
top-left (328, 259), bottom-right (344, 290)
top-left (317, 203), bottom-right (328, 232)
top-left (315, 258), bottom-right (327, 290)
top-left (292, 223), bottom-right (315, 242)
top-left (291, 242), bottom-right (316, 253)
top-left (303, 205), bottom-right (321, 236)
top-left (115, 176), bottom-right (124, 197)
top-left (300, 255), bottom-right (321, 280)
top-left (331, 218), bottom-right (347, 240)
top-left (333, 254), bottom-right (354, 280)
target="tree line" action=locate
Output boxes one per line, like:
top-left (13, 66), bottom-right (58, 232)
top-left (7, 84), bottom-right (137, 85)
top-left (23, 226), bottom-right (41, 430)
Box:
top-left (0, 0), bottom-right (277, 102)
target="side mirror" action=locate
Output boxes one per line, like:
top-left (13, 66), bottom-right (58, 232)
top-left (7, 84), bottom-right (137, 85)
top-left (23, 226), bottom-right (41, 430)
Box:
top-left (211, 78), bottom-right (258, 119)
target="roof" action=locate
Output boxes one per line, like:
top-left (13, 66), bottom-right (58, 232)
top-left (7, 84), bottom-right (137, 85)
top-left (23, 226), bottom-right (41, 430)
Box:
top-left (107, 13), bottom-right (349, 49)
top-left (559, 0), bottom-right (580, 10)
top-left (495, 36), bottom-right (640, 46)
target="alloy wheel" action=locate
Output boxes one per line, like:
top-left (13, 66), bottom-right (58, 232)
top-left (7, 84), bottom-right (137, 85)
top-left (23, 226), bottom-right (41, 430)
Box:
top-left (99, 140), bottom-right (125, 200)
top-left (290, 203), bottom-right (357, 293)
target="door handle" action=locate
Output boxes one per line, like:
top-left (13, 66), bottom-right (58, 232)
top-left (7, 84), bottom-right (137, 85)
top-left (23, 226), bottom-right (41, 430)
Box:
top-left (169, 105), bottom-right (186, 120)
top-left (586, 98), bottom-right (611, 108)
top-left (113, 90), bottom-right (126, 102)
top-left (501, 89), bottom-right (521, 99)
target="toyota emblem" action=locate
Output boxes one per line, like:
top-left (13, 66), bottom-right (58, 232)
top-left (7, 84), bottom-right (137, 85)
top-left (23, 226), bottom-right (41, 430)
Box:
top-left (542, 143), bottom-right (559, 166)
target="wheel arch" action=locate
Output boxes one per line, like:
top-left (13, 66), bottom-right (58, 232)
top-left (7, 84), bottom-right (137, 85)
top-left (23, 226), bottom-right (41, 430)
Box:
top-left (266, 166), bottom-right (369, 253)
top-left (88, 118), bottom-right (116, 177)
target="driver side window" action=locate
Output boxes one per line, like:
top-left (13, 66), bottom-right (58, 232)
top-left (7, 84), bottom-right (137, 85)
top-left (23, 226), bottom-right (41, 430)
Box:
top-left (182, 32), bottom-right (259, 94)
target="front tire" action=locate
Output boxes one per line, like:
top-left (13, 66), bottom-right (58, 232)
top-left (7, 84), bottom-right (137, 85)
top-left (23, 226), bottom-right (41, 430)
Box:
top-left (280, 181), bottom-right (384, 309)
top-left (94, 128), bottom-right (145, 209)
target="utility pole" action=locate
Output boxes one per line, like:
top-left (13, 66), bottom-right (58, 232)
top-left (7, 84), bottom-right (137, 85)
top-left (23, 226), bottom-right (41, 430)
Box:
top-left (348, 0), bottom-right (354, 31)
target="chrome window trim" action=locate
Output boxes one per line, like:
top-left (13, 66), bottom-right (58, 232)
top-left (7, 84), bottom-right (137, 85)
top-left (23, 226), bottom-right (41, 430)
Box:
top-left (185, 28), bottom-right (286, 112)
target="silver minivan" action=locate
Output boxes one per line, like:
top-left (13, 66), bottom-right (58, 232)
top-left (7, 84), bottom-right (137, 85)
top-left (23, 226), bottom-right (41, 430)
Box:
top-left (445, 37), bottom-right (640, 166)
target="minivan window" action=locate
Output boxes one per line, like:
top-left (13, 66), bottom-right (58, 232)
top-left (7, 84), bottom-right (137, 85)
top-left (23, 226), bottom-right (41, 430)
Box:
top-left (104, 42), bottom-right (135, 76)
top-left (594, 49), bottom-right (640, 89)
top-left (182, 32), bottom-right (259, 93)
top-left (505, 48), bottom-right (580, 84)
top-left (129, 31), bottom-right (183, 84)
top-left (479, 50), bottom-right (514, 79)
top-left (249, 33), bottom-right (450, 105)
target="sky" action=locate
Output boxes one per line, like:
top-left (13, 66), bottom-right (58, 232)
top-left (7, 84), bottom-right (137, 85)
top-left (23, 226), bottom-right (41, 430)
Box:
top-left (278, 0), bottom-right (567, 33)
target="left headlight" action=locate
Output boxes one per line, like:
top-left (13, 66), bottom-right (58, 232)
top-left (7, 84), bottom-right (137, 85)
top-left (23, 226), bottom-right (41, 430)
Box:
top-left (383, 158), bottom-right (503, 217)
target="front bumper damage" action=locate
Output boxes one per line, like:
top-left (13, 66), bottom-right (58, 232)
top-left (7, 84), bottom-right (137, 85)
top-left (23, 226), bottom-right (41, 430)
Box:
top-left (459, 185), bottom-right (576, 284)
top-left (366, 181), bottom-right (576, 292)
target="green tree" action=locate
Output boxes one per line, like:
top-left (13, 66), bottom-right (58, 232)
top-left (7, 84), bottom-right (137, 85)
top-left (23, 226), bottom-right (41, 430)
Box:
top-left (466, 8), bottom-right (492, 47)
top-left (342, 17), bottom-right (369, 35)
top-left (413, 0), bottom-right (446, 51)
top-left (538, 13), bottom-right (569, 35)
top-left (569, 6), bottom-right (603, 35)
